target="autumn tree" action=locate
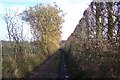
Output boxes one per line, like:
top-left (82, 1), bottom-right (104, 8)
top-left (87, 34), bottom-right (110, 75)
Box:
top-left (23, 3), bottom-right (64, 56)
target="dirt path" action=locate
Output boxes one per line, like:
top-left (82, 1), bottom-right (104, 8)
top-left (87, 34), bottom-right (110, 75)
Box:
top-left (59, 49), bottom-right (70, 79)
top-left (24, 49), bottom-right (70, 79)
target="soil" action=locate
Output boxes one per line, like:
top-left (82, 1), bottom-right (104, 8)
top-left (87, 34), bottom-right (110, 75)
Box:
top-left (24, 49), bottom-right (71, 79)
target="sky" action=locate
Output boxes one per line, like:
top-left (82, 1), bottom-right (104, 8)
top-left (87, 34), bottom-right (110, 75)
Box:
top-left (0, 0), bottom-right (93, 41)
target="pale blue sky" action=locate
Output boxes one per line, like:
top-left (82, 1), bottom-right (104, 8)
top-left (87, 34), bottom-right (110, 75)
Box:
top-left (0, 0), bottom-right (92, 40)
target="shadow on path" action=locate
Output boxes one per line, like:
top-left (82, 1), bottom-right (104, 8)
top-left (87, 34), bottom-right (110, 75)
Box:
top-left (24, 49), bottom-right (71, 79)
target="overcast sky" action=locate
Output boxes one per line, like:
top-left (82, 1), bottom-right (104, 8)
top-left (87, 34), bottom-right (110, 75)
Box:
top-left (0, 0), bottom-right (93, 40)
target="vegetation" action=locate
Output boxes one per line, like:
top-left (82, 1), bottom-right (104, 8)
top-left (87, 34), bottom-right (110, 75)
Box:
top-left (22, 3), bottom-right (64, 55)
top-left (2, 3), bottom-right (64, 78)
top-left (2, 0), bottom-right (120, 79)
top-left (63, 1), bottom-right (120, 78)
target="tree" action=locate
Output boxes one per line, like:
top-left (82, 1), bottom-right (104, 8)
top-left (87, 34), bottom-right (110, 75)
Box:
top-left (116, 1), bottom-right (120, 52)
top-left (117, 1), bottom-right (120, 41)
top-left (3, 9), bottom-right (26, 77)
top-left (4, 9), bottom-right (25, 58)
top-left (106, 1), bottom-right (114, 40)
top-left (23, 3), bottom-right (64, 55)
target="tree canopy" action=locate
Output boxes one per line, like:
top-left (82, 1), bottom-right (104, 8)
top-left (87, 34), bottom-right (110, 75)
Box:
top-left (23, 3), bottom-right (64, 54)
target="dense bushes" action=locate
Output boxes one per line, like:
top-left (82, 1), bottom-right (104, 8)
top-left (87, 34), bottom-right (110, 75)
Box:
top-left (63, 1), bottom-right (120, 78)
top-left (2, 41), bottom-right (46, 78)
top-left (2, 3), bottom-right (64, 78)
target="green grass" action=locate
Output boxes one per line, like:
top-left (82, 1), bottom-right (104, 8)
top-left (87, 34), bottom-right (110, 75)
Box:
top-left (52, 57), bottom-right (60, 71)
